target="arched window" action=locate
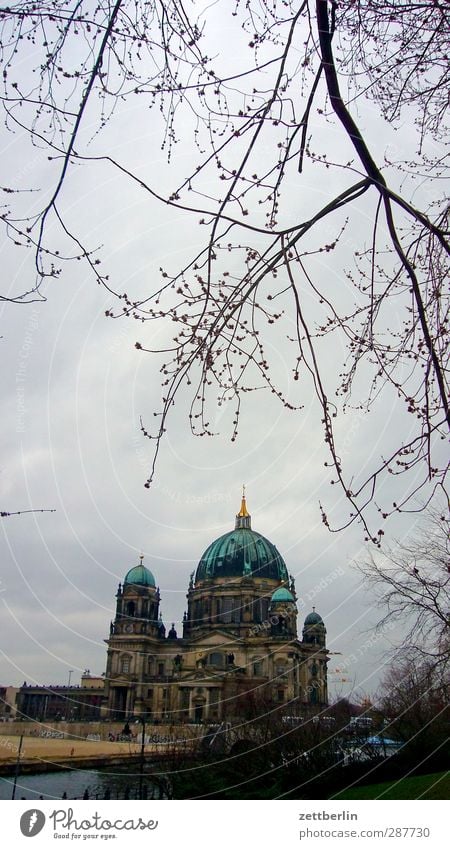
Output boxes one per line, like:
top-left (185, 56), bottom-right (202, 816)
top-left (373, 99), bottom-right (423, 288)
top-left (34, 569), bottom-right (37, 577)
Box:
top-left (126, 600), bottom-right (135, 617)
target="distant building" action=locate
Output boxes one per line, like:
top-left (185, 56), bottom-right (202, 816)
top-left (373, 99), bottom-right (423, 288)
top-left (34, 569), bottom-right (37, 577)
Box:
top-left (103, 494), bottom-right (329, 722)
top-left (81, 672), bottom-right (106, 689)
top-left (15, 679), bottom-right (104, 722)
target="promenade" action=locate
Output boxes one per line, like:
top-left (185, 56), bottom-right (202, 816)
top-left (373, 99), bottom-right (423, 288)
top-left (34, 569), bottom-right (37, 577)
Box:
top-left (0, 734), bottom-right (183, 775)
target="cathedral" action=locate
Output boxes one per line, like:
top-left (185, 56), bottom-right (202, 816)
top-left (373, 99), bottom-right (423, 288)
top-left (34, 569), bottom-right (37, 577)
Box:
top-left (102, 494), bottom-right (328, 723)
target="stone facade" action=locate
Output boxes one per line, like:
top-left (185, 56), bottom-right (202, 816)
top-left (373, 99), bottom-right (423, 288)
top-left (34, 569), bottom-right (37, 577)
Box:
top-left (103, 496), bottom-right (328, 722)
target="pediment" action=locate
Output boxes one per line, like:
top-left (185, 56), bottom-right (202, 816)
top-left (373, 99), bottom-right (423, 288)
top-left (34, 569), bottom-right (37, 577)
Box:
top-left (184, 629), bottom-right (243, 648)
top-left (177, 668), bottom-right (226, 683)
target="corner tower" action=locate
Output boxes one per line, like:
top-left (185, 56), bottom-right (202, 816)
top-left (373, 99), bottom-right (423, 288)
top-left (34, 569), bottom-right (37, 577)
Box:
top-left (103, 555), bottom-right (165, 718)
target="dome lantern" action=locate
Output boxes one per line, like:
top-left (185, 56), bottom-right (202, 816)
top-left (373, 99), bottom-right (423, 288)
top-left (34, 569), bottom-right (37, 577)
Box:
top-left (235, 485), bottom-right (251, 530)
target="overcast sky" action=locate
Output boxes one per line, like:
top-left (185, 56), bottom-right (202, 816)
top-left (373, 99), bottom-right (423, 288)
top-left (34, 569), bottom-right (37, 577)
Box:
top-left (0, 2), bottom-right (442, 699)
top-left (0, 254), bottom-right (425, 696)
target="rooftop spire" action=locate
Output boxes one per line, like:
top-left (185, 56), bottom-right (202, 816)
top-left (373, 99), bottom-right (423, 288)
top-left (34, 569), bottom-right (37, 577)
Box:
top-left (235, 485), bottom-right (251, 529)
top-left (238, 485), bottom-right (250, 517)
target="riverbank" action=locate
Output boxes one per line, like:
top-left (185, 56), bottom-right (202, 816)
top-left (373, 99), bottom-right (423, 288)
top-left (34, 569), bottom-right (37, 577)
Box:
top-left (0, 735), bottom-right (183, 775)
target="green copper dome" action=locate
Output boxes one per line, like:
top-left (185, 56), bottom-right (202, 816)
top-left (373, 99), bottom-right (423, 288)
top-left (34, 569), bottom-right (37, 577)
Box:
top-left (304, 609), bottom-right (323, 626)
top-left (195, 492), bottom-right (288, 583)
top-left (271, 586), bottom-right (295, 603)
top-left (196, 527), bottom-right (288, 582)
top-left (196, 495), bottom-right (288, 582)
top-left (124, 557), bottom-right (156, 588)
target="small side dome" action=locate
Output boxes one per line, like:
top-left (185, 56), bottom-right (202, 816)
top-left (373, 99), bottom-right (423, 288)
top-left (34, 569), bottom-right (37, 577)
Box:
top-left (304, 609), bottom-right (323, 626)
top-left (271, 586), bottom-right (295, 603)
top-left (124, 555), bottom-right (156, 588)
top-left (303, 607), bottom-right (326, 647)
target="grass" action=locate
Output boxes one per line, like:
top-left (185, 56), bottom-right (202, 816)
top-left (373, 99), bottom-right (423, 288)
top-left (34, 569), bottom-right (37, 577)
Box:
top-left (332, 771), bottom-right (450, 800)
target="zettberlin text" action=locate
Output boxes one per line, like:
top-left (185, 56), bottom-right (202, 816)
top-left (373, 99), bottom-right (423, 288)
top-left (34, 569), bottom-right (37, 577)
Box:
top-left (299, 811), bottom-right (357, 821)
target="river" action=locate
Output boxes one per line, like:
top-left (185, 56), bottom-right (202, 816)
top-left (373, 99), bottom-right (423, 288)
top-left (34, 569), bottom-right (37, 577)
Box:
top-left (0, 765), bottom-right (166, 800)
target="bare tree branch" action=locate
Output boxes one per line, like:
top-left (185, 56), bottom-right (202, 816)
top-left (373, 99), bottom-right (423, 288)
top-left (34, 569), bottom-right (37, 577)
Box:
top-left (0, 1), bottom-right (448, 539)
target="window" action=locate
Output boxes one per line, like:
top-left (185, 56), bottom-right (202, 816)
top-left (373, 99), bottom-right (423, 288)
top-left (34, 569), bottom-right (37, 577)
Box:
top-left (126, 601), bottom-right (135, 617)
top-left (208, 652), bottom-right (224, 668)
top-left (231, 597), bottom-right (240, 623)
top-left (147, 688), bottom-right (153, 701)
top-left (277, 689), bottom-right (284, 702)
top-left (221, 597), bottom-right (233, 624)
top-left (158, 662), bottom-right (165, 677)
top-left (252, 598), bottom-right (262, 623)
top-left (120, 656), bottom-right (131, 674)
top-left (218, 595), bottom-right (240, 623)
top-left (253, 598), bottom-right (269, 622)
top-left (253, 658), bottom-right (263, 676)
